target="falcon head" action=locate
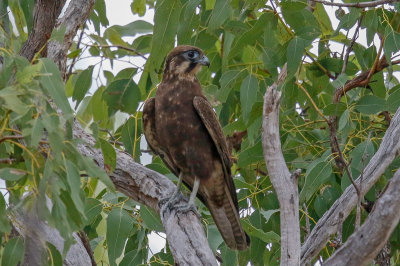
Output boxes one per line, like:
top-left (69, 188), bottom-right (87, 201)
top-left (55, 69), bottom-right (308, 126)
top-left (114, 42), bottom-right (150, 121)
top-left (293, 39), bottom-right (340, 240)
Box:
top-left (164, 45), bottom-right (210, 78)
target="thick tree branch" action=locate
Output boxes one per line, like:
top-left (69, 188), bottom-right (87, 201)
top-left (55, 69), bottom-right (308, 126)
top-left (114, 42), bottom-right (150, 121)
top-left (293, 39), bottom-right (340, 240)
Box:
top-left (47, 0), bottom-right (96, 78)
top-left (262, 65), bottom-right (301, 266)
top-left (301, 106), bottom-right (400, 264)
top-left (323, 168), bottom-right (400, 266)
top-left (39, 0), bottom-right (217, 264)
top-left (11, 196), bottom-right (92, 266)
top-left (310, 0), bottom-right (398, 8)
top-left (74, 120), bottom-right (217, 265)
top-left (19, 0), bottom-right (66, 61)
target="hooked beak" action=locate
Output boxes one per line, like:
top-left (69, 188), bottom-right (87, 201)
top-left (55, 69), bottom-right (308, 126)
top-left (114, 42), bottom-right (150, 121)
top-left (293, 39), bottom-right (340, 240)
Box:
top-left (197, 55), bottom-right (210, 67)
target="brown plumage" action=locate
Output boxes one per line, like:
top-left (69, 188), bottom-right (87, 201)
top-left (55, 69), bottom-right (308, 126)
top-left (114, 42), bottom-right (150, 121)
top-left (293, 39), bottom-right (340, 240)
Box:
top-left (142, 45), bottom-right (249, 250)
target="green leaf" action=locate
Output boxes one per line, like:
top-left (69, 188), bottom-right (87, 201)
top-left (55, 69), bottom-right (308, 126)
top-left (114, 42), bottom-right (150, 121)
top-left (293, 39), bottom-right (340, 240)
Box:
top-left (336, 8), bottom-right (360, 32)
top-left (299, 161), bottom-right (332, 203)
top-left (93, 0), bottom-right (109, 27)
top-left (46, 242), bottom-right (63, 266)
top-left (240, 74), bottom-right (259, 124)
top-left (1, 237), bottom-right (25, 266)
top-left (65, 160), bottom-right (85, 214)
top-left (287, 37), bottom-right (307, 76)
top-left (84, 198), bottom-right (103, 225)
top-left (383, 25), bottom-right (400, 60)
top-left (39, 58), bottom-right (73, 119)
top-left (73, 66), bottom-right (94, 107)
top-left (207, 225), bottom-right (224, 252)
top-left (107, 208), bottom-right (134, 266)
top-left (387, 85), bottom-right (400, 112)
top-left (140, 205), bottom-right (164, 232)
top-left (105, 20), bottom-right (153, 37)
top-left (331, 73), bottom-right (348, 89)
top-left (0, 193), bottom-right (11, 233)
top-left (103, 79), bottom-right (141, 115)
top-left (339, 109), bottom-right (350, 131)
top-left (50, 25), bottom-right (66, 43)
top-left (350, 140), bottom-right (375, 172)
top-left (81, 155), bottom-right (115, 189)
top-left (207, 0), bottom-right (231, 32)
top-left (98, 138), bottom-right (117, 172)
top-left (323, 103), bottom-right (347, 116)
top-left (355, 95), bottom-right (386, 115)
top-left (0, 168), bottom-right (26, 181)
top-left (260, 209), bottom-right (279, 224)
top-left (238, 141), bottom-right (264, 169)
top-left (30, 117), bottom-right (44, 148)
top-left (229, 13), bottom-right (272, 58)
top-left (218, 70), bottom-right (247, 102)
top-left (149, 0), bottom-right (182, 70)
top-left (20, 0), bottom-right (34, 32)
top-left (242, 220), bottom-right (280, 243)
top-left (121, 117), bottom-right (137, 155)
top-left (16, 61), bottom-right (42, 84)
top-left (314, 3), bottom-right (333, 34)
top-left (89, 86), bottom-right (109, 126)
top-left (120, 249), bottom-right (143, 266)
top-left (0, 87), bottom-right (29, 115)
top-left (131, 0), bottom-right (146, 16)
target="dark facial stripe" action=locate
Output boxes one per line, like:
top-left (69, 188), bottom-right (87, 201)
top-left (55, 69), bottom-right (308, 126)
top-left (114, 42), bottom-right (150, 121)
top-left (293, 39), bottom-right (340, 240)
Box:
top-left (186, 62), bottom-right (197, 73)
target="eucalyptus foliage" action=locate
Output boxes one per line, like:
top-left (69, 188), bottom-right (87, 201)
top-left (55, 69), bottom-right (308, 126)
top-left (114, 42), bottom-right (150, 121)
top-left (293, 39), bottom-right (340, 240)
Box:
top-left (0, 0), bottom-right (400, 265)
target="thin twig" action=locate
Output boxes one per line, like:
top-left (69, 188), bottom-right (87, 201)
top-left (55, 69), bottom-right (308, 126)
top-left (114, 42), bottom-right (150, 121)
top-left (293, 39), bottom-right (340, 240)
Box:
top-left (0, 135), bottom-right (48, 145)
top-left (305, 52), bottom-right (335, 79)
top-left (67, 24), bottom-right (86, 79)
top-left (85, 43), bottom-right (148, 60)
top-left (332, 134), bottom-right (361, 198)
top-left (341, 15), bottom-right (363, 74)
top-left (0, 158), bottom-right (15, 164)
top-left (303, 203), bottom-right (311, 241)
top-left (310, 0), bottom-right (398, 8)
top-left (296, 82), bottom-right (329, 124)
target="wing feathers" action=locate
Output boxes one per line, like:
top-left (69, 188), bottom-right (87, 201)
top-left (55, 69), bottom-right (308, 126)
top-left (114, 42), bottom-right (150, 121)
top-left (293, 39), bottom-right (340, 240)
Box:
top-left (193, 96), bottom-right (249, 250)
top-left (142, 98), bottom-right (179, 176)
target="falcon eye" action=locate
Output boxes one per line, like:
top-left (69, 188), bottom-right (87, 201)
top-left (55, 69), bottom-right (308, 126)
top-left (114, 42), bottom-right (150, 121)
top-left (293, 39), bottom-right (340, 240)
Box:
top-left (186, 50), bottom-right (199, 59)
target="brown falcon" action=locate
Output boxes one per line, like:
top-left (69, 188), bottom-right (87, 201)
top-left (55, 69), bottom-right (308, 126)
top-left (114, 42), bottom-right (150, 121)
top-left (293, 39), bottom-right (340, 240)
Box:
top-left (142, 45), bottom-right (250, 250)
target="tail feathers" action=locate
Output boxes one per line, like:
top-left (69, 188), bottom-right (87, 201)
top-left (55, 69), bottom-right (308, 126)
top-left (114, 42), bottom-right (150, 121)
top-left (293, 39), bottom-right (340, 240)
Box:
top-left (207, 187), bottom-right (250, 250)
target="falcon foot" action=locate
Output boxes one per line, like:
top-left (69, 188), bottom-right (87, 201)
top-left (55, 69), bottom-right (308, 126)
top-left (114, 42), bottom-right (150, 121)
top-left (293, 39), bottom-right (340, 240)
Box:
top-left (159, 191), bottom-right (184, 210)
top-left (174, 203), bottom-right (200, 218)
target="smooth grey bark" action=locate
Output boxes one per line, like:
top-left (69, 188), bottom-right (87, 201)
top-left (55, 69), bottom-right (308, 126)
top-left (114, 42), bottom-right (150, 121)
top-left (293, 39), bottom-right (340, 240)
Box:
top-left (262, 65), bottom-right (301, 266)
top-left (12, 198), bottom-right (92, 266)
top-left (301, 106), bottom-right (400, 264)
top-left (323, 168), bottom-right (400, 266)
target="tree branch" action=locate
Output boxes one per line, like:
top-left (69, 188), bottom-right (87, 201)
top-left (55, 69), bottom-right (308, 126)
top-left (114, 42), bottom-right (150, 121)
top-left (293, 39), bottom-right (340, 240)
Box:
top-left (310, 0), bottom-right (398, 8)
top-left (262, 64), bottom-right (301, 265)
top-left (329, 56), bottom-right (399, 170)
top-left (39, 0), bottom-right (217, 264)
top-left (301, 106), bottom-right (400, 264)
top-left (73, 120), bottom-right (217, 265)
top-left (19, 0), bottom-right (66, 61)
top-left (11, 196), bottom-right (92, 266)
top-left (47, 0), bottom-right (96, 78)
top-left (323, 168), bottom-right (400, 266)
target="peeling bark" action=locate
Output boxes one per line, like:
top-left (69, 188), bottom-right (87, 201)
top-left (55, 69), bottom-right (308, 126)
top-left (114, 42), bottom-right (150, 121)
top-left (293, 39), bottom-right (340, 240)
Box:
top-left (19, 0), bottom-right (66, 61)
top-left (323, 168), bottom-right (400, 266)
top-left (262, 65), bottom-right (301, 266)
top-left (301, 106), bottom-right (400, 264)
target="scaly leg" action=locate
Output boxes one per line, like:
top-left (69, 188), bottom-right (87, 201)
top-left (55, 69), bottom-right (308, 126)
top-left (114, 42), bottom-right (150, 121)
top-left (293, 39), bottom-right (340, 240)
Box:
top-left (175, 177), bottom-right (200, 216)
top-left (159, 172), bottom-right (184, 207)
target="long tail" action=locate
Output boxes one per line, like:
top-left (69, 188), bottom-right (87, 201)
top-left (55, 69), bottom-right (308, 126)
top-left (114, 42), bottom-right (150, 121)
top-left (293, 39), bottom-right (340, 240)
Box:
top-left (206, 186), bottom-right (250, 250)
